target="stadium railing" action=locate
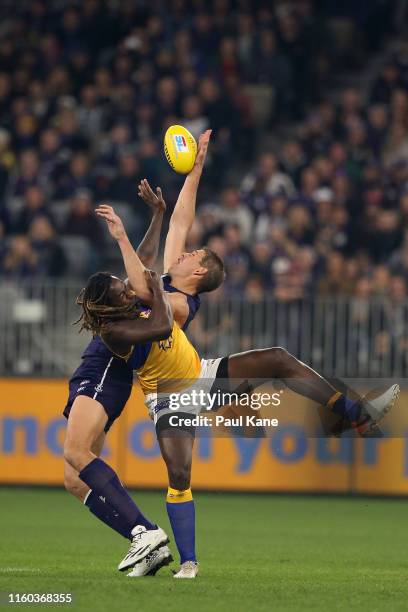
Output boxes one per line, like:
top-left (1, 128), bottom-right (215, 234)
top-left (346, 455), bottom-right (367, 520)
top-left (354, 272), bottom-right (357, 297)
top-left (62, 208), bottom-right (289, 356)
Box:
top-left (0, 280), bottom-right (406, 378)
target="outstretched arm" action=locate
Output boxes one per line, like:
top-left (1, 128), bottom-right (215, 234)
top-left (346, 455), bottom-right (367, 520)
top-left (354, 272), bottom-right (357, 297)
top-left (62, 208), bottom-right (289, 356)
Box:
top-left (96, 184), bottom-right (166, 301)
top-left (163, 129), bottom-right (211, 273)
top-left (96, 204), bottom-right (152, 302)
top-left (136, 180), bottom-right (166, 268)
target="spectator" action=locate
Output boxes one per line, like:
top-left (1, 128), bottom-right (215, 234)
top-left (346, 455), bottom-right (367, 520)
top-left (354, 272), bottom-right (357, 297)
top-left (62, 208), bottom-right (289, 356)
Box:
top-left (181, 95), bottom-right (209, 140)
top-left (14, 186), bottom-right (50, 234)
top-left (250, 242), bottom-right (273, 287)
top-left (286, 204), bottom-right (314, 246)
top-left (55, 152), bottom-right (94, 199)
top-left (109, 153), bottom-right (139, 203)
top-left (38, 128), bottom-right (64, 185)
top-left (11, 149), bottom-right (41, 197)
top-left (1, 235), bottom-right (38, 278)
top-left (367, 209), bottom-right (403, 263)
top-left (241, 152), bottom-right (295, 215)
top-left (281, 140), bottom-right (307, 187)
top-left (56, 108), bottom-right (88, 153)
top-left (318, 251), bottom-right (352, 296)
top-left (371, 62), bottom-right (402, 104)
top-left (28, 216), bottom-right (67, 277)
top-left (77, 85), bottom-right (105, 139)
top-left (253, 30), bottom-right (293, 120)
top-left (62, 189), bottom-right (104, 247)
top-left (219, 187), bottom-right (253, 244)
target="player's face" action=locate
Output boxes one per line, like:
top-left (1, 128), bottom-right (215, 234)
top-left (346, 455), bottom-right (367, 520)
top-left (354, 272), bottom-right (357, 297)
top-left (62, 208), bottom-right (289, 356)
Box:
top-left (170, 249), bottom-right (207, 276)
top-left (108, 277), bottom-right (137, 308)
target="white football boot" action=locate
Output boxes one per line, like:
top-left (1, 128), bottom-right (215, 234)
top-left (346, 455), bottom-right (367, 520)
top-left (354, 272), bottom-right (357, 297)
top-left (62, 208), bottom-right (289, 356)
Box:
top-left (173, 561), bottom-right (199, 579)
top-left (363, 384), bottom-right (400, 422)
top-left (127, 546), bottom-right (173, 577)
top-left (356, 384), bottom-right (400, 437)
top-left (335, 383), bottom-right (400, 437)
top-left (118, 525), bottom-right (169, 572)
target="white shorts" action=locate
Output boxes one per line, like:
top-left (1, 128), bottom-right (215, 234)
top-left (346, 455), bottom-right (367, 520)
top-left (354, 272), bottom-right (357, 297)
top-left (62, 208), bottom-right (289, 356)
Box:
top-left (144, 357), bottom-right (223, 425)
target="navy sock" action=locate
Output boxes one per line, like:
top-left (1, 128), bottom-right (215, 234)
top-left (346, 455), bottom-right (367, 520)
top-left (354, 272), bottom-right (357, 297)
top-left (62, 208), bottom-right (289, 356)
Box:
top-left (166, 487), bottom-right (196, 563)
top-left (79, 458), bottom-right (155, 532)
top-left (84, 490), bottom-right (132, 540)
top-left (329, 392), bottom-right (361, 422)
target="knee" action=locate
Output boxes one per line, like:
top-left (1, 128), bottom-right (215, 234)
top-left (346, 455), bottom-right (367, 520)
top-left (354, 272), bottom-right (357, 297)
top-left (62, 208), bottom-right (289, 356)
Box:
top-left (167, 463), bottom-right (191, 491)
top-left (64, 469), bottom-right (88, 499)
top-left (265, 347), bottom-right (290, 368)
top-left (63, 440), bottom-right (86, 473)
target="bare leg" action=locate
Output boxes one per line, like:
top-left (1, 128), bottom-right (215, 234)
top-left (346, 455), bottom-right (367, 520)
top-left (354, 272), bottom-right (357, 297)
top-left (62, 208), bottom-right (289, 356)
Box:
top-left (63, 395), bottom-right (155, 540)
top-left (157, 421), bottom-right (196, 564)
top-left (63, 395), bottom-right (108, 473)
top-left (157, 427), bottom-right (194, 490)
top-left (64, 430), bottom-right (105, 502)
top-left (227, 347), bottom-right (337, 405)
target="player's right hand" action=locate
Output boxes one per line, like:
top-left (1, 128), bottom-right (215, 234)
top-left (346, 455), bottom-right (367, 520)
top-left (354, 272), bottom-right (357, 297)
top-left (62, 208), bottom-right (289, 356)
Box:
top-left (191, 129), bottom-right (212, 174)
top-left (95, 204), bottom-right (126, 241)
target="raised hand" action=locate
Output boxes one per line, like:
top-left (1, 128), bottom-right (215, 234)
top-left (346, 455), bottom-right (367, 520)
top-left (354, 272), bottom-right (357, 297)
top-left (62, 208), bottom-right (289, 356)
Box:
top-left (191, 129), bottom-right (212, 174)
top-left (95, 204), bottom-right (126, 241)
top-left (138, 179), bottom-right (166, 213)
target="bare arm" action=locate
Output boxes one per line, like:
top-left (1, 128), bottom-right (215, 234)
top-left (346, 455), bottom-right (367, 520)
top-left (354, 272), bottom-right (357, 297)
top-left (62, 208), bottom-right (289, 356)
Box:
top-left (136, 180), bottom-right (166, 268)
top-left (96, 183), bottom-right (166, 301)
top-left (96, 204), bottom-right (152, 302)
top-left (102, 271), bottom-right (173, 356)
top-left (163, 129), bottom-right (211, 273)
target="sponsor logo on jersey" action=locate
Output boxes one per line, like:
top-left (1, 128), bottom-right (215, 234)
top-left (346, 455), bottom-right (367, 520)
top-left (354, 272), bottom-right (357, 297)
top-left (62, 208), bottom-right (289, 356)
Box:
top-left (173, 134), bottom-right (188, 152)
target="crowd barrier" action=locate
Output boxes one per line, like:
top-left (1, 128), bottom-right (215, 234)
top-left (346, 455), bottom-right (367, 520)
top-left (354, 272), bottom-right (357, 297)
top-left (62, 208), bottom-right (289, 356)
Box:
top-left (1, 279), bottom-right (408, 378)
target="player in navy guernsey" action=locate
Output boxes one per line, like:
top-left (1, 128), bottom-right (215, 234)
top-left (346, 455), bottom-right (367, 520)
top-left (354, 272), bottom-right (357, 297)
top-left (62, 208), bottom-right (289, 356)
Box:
top-left (62, 182), bottom-right (178, 576)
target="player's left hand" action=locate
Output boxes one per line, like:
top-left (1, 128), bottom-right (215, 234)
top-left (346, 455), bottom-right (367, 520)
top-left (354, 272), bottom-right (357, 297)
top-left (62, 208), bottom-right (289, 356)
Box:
top-left (95, 204), bottom-right (126, 241)
top-left (138, 179), bottom-right (166, 213)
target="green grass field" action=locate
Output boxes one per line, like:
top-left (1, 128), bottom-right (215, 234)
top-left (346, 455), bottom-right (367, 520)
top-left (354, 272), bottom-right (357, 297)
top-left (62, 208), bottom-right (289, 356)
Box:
top-left (1, 488), bottom-right (408, 611)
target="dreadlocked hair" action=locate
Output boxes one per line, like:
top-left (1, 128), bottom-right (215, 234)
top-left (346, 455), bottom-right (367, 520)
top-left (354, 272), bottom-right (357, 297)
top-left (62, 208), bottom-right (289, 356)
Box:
top-left (75, 271), bottom-right (140, 335)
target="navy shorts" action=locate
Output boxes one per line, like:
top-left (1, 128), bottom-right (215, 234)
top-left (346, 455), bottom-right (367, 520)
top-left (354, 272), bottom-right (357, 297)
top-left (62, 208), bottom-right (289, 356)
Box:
top-left (63, 355), bottom-right (133, 432)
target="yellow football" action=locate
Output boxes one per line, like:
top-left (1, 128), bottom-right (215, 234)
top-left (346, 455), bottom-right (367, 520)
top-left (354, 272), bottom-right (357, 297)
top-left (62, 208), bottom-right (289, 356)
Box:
top-left (164, 125), bottom-right (197, 174)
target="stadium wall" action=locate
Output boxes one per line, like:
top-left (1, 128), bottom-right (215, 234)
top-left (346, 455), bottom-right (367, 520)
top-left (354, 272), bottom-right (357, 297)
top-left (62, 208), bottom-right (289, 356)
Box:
top-left (0, 379), bottom-right (407, 495)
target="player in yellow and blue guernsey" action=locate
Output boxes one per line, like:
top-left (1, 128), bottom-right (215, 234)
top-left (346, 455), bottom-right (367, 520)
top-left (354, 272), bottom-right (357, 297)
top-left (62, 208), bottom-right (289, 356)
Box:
top-left (97, 131), bottom-right (400, 579)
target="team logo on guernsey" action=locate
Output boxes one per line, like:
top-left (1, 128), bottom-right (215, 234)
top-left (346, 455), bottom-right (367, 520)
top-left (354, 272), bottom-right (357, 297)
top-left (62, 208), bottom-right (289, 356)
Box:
top-left (158, 337), bottom-right (173, 351)
top-left (139, 310), bottom-right (151, 319)
top-left (173, 134), bottom-right (188, 153)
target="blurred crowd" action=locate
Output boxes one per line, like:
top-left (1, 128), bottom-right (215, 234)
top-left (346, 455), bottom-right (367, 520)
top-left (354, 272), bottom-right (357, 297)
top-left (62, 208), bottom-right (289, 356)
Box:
top-left (0, 0), bottom-right (407, 309)
top-left (187, 40), bottom-right (408, 308)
